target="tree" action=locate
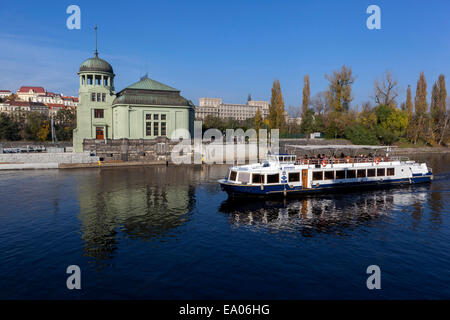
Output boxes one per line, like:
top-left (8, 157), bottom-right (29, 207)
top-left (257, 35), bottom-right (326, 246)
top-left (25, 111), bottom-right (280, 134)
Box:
top-left (415, 71), bottom-right (428, 116)
top-left (433, 75), bottom-right (448, 145)
top-left (4, 94), bottom-right (18, 102)
top-left (431, 82), bottom-right (439, 124)
top-left (438, 74), bottom-right (447, 115)
top-left (0, 114), bottom-right (21, 140)
top-left (411, 72), bottom-right (428, 144)
top-left (300, 109), bottom-right (315, 134)
top-left (55, 108), bottom-right (76, 141)
top-left (405, 85), bottom-right (413, 119)
top-left (26, 112), bottom-right (49, 141)
top-left (36, 120), bottom-right (50, 142)
top-left (254, 107), bottom-right (263, 133)
top-left (311, 91), bottom-right (328, 115)
top-left (375, 104), bottom-right (408, 139)
top-left (325, 65), bottom-right (355, 112)
top-left (345, 124), bottom-right (379, 145)
top-left (373, 71), bottom-right (398, 107)
top-left (301, 75), bottom-right (310, 116)
top-left (268, 79), bottom-right (286, 130)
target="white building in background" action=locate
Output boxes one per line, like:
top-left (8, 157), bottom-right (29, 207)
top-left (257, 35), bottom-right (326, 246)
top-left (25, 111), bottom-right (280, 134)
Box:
top-left (196, 97), bottom-right (269, 121)
top-left (16, 86), bottom-right (47, 101)
top-left (0, 90), bottom-right (11, 99)
top-left (15, 86), bottom-right (78, 108)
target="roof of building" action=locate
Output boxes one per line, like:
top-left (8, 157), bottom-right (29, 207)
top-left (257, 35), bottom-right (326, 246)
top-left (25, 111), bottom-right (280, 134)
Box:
top-left (46, 103), bottom-right (65, 109)
top-left (9, 101), bottom-right (47, 107)
top-left (113, 76), bottom-right (193, 107)
top-left (62, 96), bottom-right (77, 101)
top-left (17, 86), bottom-right (46, 94)
top-left (126, 76), bottom-right (178, 92)
top-left (79, 55), bottom-right (114, 74)
top-left (0, 90), bottom-right (11, 93)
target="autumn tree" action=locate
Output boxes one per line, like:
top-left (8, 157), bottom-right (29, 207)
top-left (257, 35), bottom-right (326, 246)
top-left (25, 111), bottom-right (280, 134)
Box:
top-left (373, 71), bottom-right (398, 107)
top-left (301, 75), bottom-right (310, 116)
top-left (405, 85), bottom-right (413, 119)
top-left (254, 107), bottom-right (263, 134)
top-left (5, 94), bottom-right (18, 102)
top-left (411, 72), bottom-right (428, 144)
top-left (268, 79), bottom-right (286, 130)
top-left (325, 65), bottom-right (355, 112)
top-left (55, 108), bottom-right (76, 141)
top-left (431, 74), bottom-right (448, 145)
top-left (415, 72), bottom-right (428, 116)
top-left (431, 82), bottom-right (439, 123)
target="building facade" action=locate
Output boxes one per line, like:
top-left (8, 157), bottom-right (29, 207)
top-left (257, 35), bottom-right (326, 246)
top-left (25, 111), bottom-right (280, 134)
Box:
top-left (196, 97), bottom-right (269, 121)
top-left (16, 86), bottom-right (46, 101)
top-left (73, 52), bottom-right (195, 152)
top-left (0, 101), bottom-right (48, 114)
top-left (0, 90), bottom-right (11, 99)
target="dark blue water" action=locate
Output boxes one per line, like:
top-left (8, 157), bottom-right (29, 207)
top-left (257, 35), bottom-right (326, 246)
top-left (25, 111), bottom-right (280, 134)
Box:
top-left (0, 153), bottom-right (449, 299)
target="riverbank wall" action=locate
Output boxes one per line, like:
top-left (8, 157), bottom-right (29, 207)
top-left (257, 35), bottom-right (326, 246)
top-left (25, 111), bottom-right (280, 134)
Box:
top-left (0, 138), bottom-right (448, 170)
top-left (0, 152), bottom-right (99, 170)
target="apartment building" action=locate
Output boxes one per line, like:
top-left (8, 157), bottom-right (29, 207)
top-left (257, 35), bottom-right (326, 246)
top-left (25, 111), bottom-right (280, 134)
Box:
top-left (196, 97), bottom-right (269, 121)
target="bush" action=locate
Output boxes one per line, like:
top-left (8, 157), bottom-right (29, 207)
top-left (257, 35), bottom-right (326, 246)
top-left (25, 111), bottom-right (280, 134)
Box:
top-left (0, 114), bottom-right (21, 141)
top-left (345, 124), bottom-right (379, 145)
top-left (375, 125), bottom-right (398, 145)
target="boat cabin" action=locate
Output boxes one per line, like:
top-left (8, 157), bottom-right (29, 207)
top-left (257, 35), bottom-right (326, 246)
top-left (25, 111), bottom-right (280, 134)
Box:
top-left (267, 154), bottom-right (297, 164)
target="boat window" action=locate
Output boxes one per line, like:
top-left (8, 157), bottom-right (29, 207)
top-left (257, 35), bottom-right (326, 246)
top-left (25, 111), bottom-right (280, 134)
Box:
top-left (377, 168), bottom-right (385, 177)
top-left (347, 170), bottom-right (356, 179)
top-left (357, 169), bottom-right (366, 178)
top-left (288, 172), bottom-right (300, 182)
top-left (387, 168), bottom-right (395, 176)
top-left (313, 171), bottom-right (323, 180)
top-left (238, 172), bottom-right (250, 183)
top-left (267, 173), bottom-right (279, 184)
top-left (335, 170), bottom-right (345, 179)
top-left (229, 171), bottom-right (237, 181)
top-left (324, 171), bottom-right (335, 180)
top-left (367, 169), bottom-right (376, 177)
top-left (252, 173), bottom-right (264, 184)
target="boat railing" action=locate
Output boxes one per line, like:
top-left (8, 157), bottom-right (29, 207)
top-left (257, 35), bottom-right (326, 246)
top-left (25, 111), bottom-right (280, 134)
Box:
top-left (294, 156), bottom-right (409, 167)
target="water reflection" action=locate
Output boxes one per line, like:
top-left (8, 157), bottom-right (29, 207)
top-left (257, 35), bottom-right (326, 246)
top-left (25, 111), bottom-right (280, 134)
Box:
top-left (76, 166), bottom-right (198, 265)
top-left (219, 185), bottom-right (433, 237)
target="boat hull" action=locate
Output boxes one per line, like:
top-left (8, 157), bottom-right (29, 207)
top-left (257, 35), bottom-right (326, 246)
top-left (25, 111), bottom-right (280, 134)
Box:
top-left (219, 174), bottom-right (433, 197)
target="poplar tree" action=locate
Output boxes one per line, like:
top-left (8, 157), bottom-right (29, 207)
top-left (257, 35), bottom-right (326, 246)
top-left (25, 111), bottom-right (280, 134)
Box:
top-left (254, 107), bottom-right (262, 133)
top-left (435, 74), bottom-right (448, 145)
top-left (406, 85), bottom-right (413, 119)
top-left (414, 72), bottom-right (428, 116)
top-left (302, 75), bottom-right (310, 116)
top-left (325, 65), bottom-right (355, 112)
top-left (430, 82), bottom-right (439, 123)
top-left (438, 74), bottom-right (447, 116)
top-left (413, 72), bottom-right (428, 144)
top-left (268, 79), bottom-right (285, 130)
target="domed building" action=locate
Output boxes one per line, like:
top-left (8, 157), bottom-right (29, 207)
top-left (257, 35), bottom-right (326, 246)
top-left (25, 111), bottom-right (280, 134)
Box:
top-left (73, 50), bottom-right (195, 153)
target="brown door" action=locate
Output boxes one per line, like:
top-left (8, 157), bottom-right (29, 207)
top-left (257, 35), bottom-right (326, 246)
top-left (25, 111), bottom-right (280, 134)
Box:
top-left (302, 169), bottom-right (308, 189)
top-left (96, 127), bottom-right (104, 140)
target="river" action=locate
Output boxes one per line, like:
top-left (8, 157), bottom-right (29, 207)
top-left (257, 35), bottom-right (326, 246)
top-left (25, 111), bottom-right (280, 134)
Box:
top-left (0, 153), bottom-right (449, 299)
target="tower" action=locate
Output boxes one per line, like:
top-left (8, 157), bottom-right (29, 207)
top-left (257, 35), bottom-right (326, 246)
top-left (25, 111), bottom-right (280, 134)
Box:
top-left (73, 26), bottom-right (116, 152)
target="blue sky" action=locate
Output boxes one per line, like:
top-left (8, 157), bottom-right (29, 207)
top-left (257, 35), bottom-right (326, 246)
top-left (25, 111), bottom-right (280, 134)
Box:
top-left (1, 0), bottom-right (449, 109)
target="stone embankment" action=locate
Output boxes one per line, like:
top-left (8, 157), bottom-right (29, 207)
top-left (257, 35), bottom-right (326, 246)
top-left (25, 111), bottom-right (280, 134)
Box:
top-left (0, 152), bottom-right (99, 170)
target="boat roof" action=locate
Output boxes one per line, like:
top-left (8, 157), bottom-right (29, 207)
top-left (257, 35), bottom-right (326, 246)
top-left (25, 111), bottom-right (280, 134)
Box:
top-left (285, 145), bottom-right (396, 150)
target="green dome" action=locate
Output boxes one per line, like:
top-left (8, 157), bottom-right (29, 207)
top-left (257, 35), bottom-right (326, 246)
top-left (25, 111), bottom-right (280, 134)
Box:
top-left (79, 55), bottom-right (113, 74)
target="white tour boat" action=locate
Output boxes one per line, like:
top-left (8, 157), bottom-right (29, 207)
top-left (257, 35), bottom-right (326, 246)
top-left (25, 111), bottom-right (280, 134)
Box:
top-left (218, 145), bottom-right (433, 197)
